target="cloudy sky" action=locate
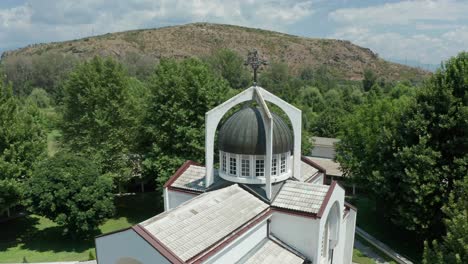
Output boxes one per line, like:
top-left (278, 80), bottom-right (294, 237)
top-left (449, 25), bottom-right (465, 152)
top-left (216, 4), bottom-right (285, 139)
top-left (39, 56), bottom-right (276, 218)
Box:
top-left (0, 0), bottom-right (467, 67)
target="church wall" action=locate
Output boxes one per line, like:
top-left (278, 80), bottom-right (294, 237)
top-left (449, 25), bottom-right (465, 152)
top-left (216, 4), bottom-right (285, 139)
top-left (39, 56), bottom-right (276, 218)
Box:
top-left (204, 218), bottom-right (268, 264)
top-left (165, 188), bottom-right (198, 210)
top-left (343, 208), bottom-right (357, 264)
top-left (315, 185), bottom-right (348, 264)
top-left (270, 211), bottom-right (320, 261)
top-left (95, 229), bottom-right (171, 264)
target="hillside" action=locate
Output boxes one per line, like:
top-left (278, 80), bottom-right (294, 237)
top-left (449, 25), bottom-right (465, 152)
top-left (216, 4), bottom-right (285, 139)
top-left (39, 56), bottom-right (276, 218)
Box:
top-left (1, 23), bottom-right (429, 81)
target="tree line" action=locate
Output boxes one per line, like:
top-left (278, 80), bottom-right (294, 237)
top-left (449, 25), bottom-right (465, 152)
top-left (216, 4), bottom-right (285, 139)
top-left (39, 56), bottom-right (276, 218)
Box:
top-left (0, 49), bottom-right (466, 262)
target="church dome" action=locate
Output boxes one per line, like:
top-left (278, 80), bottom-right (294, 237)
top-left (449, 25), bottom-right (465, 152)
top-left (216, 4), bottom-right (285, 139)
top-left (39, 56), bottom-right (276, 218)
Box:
top-left (218, 106), bottom-right (293, 155)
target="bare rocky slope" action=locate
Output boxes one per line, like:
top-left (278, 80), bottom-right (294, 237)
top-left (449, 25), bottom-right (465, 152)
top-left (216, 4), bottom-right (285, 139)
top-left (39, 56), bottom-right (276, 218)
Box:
top-left (1, 23), bottom-right (429, 81)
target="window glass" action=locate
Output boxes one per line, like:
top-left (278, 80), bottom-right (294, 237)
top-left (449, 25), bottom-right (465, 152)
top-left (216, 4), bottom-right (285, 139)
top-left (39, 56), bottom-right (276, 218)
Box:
top-left (272, 157), bottom-right (277, 175)
top-left (241, 159), bottom-right (250, 177)
top-left (222, 153), bottom-right (227, 172)
top-left (230, 156), bottom-right (237, 175)
top-left (280, 154), bottom-right (286, 173)
top-left (256, 159), bottom-right (265, 177)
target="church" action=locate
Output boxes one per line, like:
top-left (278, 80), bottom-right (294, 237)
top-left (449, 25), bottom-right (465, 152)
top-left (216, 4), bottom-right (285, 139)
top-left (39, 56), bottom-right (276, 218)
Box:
top-left (95, 52), bottom-right (357, 264)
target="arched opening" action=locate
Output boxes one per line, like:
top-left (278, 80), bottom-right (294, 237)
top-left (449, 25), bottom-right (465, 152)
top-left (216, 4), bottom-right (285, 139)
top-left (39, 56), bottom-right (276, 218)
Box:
top-left (321, 201), bottom-right (340, 264)
top-left (116, 257), bottom-right (143, 264)
top-left (205, 86), bottom-right (302, 190)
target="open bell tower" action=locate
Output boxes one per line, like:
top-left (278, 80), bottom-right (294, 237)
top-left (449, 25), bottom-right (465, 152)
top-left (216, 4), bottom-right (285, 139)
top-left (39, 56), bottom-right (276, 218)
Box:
top-left (204, 50), bottom-right (302, 200)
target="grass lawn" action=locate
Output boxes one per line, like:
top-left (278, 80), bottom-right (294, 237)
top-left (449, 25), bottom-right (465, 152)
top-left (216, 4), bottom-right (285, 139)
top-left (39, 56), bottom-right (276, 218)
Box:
top-left (353, 248), bottom-right (377, 264)
top-left (348, 195), bottom-right (423, 262)
top-left (0, 192), bottom-right (163, 263)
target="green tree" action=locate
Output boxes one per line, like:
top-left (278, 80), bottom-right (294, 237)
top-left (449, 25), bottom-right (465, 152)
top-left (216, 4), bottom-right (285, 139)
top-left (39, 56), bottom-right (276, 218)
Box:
top-left (61, 57), bottom-right (138, 191)
top-left (423, 177), bottom-right (468, 264)
top-left (205, 49), bottom-right (250, 89)
top-left (2, 52), bottom-right (78, 98)
top-left (259, 61), bottom-right (293, 100)
top-left (142, 58), bottom-right (231, 187)
top-left (26, 152), bottom-right (114, 237)
top-left (0, 83), bottom-right (46, 215)
top-left (363, 68), bottom-right (377, 92)
top-left (337, 52), bottom-right (468, 236)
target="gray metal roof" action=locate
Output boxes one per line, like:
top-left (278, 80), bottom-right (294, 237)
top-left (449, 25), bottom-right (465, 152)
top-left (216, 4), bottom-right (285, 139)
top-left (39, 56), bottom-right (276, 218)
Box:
top-left (311, 136), bottom-right (340, 147)
top-left (140, 185), bottom-right (268, 261)
top-left (272, 180), bottom-right (330, 214)
top-left (307, 156), bottom-right (343, 177)
top-left (218, 106), bottom-right (293, 155)
top-left (241, 238), bottom-right (305, 264)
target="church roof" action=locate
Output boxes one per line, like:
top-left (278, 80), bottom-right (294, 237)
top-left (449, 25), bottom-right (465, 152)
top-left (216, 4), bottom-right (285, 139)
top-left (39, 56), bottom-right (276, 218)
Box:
top-left (241, 238), bottom-right (305, 264)
top-left (139, 185), bottom-right (269, 262)
top-left (272, 180), bottom-right (330, 215)
top-left (218, 106), bottom-right (293, 155)
top-left (166, 161), bottom-right (230, 192)
top-left (165, 157), bottom-right (323, 194)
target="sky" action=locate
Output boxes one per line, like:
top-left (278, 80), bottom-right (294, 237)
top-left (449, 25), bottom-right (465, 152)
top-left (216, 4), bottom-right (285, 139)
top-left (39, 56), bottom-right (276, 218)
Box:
top-left (0, 0), bottom-right (467, 68)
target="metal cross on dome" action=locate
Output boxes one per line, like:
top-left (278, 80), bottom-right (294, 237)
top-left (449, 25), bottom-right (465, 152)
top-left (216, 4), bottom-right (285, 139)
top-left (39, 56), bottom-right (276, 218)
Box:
top-left (244, 49), bottom-right (268, 85)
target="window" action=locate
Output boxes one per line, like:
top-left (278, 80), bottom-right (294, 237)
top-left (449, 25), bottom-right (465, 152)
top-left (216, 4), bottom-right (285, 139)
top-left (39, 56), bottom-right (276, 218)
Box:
top-left (241, 158), bottom-right (250, 177)
top-left (256, 159), bottom-right (265, 177)
top-left (280, 154), bottom-right (286, 173)
top-left (222, 153), bottom-right (227, 172)
top-left (272, 157), bottom-right (277, 175)
top-left (230, 156), bottom-right (237, 175)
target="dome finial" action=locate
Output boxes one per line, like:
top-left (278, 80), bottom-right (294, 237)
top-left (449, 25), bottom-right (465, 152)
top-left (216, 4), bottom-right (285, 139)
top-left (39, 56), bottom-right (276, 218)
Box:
top-left (244, 49), bottom-right (268, 86)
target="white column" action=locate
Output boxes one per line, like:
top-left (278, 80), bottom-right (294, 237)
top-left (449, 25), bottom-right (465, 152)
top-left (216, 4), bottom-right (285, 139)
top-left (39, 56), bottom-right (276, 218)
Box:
top-left (255, 87), bottom-right (273, 200)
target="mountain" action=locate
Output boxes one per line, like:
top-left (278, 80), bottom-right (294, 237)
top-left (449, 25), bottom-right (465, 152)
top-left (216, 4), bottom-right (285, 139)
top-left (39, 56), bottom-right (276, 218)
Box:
top-left (1, 23), bottom-right (430, 81)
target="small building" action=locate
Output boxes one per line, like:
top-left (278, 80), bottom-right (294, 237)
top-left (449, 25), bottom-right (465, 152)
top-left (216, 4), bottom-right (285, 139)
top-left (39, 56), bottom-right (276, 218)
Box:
top-left (310, 137), bottom-right (340, 159)
top-left (95, 81), bottom-right (356, 263)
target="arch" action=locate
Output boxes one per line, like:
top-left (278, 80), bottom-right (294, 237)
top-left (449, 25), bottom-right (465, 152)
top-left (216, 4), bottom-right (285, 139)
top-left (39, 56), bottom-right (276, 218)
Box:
top-left (321, 201), bottom-right (341, 263)
top-left (116, 257), bottom-right (143, 264)
top-left (204, 86), bottom-right (302, 199)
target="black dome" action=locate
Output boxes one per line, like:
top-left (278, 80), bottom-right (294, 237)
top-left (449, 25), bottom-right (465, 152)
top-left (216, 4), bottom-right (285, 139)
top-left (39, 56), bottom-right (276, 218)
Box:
top-left (218, 106), bottom-right (293, 155)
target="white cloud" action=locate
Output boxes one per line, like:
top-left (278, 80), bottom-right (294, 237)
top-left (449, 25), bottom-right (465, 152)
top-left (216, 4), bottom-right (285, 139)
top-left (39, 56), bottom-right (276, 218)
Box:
top-left (0, 0), bottom-right (316, 52)
top-left (329, 0), bottom-right (468, 64)
top-left (329, 0), bottom-right (468, 25)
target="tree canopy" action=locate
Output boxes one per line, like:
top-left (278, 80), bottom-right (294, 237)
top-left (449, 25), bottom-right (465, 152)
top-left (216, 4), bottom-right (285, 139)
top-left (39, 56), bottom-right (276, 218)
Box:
top-left (337, 52), bottom-right (468, 236)
top-left (61, 57), bottom-right (140, 191)
top-left (26, 152), bottom-right (114, 237)
top-left (0, 82), bottom-right (46, 214)
top-left (142, 58), bottom-right (232, 187)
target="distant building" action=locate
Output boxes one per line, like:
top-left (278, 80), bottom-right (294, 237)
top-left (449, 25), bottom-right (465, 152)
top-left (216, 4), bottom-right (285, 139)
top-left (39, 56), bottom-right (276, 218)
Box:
top-left (95, 85), bottom-right (356, 263)
top-left (310, 137), bottom-right (340, 159)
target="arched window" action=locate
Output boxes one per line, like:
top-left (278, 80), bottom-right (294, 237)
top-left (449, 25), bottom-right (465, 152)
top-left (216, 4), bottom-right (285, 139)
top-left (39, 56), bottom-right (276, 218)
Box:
top-left (116, 257), bottom-right (143, 264)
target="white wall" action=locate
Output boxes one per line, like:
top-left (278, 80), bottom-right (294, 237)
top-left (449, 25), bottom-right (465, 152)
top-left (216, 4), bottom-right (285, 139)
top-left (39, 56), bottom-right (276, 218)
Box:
top-left (343, 209), bottom-right (357, 264)
top-left (270, 211), bottom-right (320, 261)
top-left (315, 185), bottom-right (350, 264)
top-left (205, 219), bottom-right (268, 264)
top-left (95, 229), bottom-right (170, 264)
top-left (166, 189), bottom-right (198, 210)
